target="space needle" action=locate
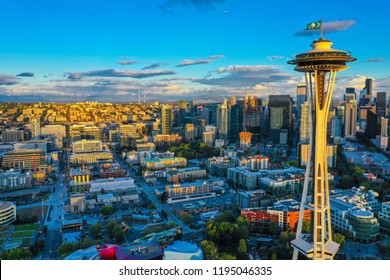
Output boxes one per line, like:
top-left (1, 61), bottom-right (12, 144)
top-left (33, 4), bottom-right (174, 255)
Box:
top-left (288, 24), bottom-right (356, 259)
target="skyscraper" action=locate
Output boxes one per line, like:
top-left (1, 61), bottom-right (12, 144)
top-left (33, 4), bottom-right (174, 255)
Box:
top-left (268, 95), bottom-right (292, 141)
top-left (30, 116), bottom-right (41, 139)
top-left (300, 101), bottom-right (310, 142)
top-left (185, 123), bottom-right (195, 142)
top-left (365, 78), bottom-right (373, 99)
top-left (178, 100), bottom-right (187, 124)
top-left (296, 84), bottom-right (307, 119)
top-left (243, 96), bottom-right (261, 134)
top-left (344, 88), bottom-right (356, 103)
top-left (376, 92), bottom-right (387, 118)
top-left (344, 101), bottom-right (356, 138)
top-left (288, 37), bottom-right (356, 260)
top-left (217, 99), bottom-right (230, 142)
top-left (230, 100), bottom-right (243, 142)
top-left (161, 105), bottom-right (172, 135)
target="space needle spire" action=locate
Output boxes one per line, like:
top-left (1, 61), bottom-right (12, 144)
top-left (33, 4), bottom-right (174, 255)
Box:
top-left (288, 34), bottom-right (356, 260)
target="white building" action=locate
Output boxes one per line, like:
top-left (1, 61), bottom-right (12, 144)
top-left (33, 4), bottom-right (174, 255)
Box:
top-left (72, 140), bottom-right (103, 153)
top-left (327, 188), bottom-right (380, 241)
top-left (0, 201), bottom-right (16, 226)
top-left (378, 201), bottom-right (390, 232)
top-left (89, 177), bottom-right (138, 193)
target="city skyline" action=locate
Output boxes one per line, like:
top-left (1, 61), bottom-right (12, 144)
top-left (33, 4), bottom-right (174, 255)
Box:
top-left (0, 0), bottom-right (390, 103)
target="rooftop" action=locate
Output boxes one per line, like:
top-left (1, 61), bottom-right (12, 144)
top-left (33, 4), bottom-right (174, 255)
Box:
top-left (0, 201), bottom-right (15, 211)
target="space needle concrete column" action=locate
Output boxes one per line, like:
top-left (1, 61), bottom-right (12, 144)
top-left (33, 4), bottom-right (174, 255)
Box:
top-left (288, 38), bottom-right (356, 260)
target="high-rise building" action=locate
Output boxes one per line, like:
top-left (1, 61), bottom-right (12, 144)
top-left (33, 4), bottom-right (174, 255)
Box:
top-left (178, 100), bottom-right (187, 124)
top-left (344, 101), bottom-right (356, 138)
top-left (268, 95), bottom-right (292, 141)
top-left (230, 96), bottom-right (237, 106)
top-left (203, 125), bottom-right (217, 146)
top-left (185, 123), bottom-right (195, 142)
top-left (344, 88), bottom-right (356, 103)
top-left (376, 92), bottom-right (387, 118)
top-left (243, 96), bottom-right (261, 134)
top-left (161, 105), bottom-right (172, 135)
top-left (365, 78), bottom-right (373, 99)
top-left (330, 116), bottom-right (342, 139)
top-left (30, 115), bottom-right (41, 139)
top-left (300, 102), bottom-right (310, 142)
top-left (359, 78), bottom-right (373, 106)
top-left (296, 84), bottom-right (307, 119)
top-left (217, 100), bottom-right (230, 142)
top-left (239, 132), bottom-right (252, 149)
top-left (230, 100), bottom-right (243, 142)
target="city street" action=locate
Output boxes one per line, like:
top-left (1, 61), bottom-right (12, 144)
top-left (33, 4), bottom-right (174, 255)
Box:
top-left (41, 152), bottom-right (68, 259)
top-left (114, 154), bottom-right (194, 233)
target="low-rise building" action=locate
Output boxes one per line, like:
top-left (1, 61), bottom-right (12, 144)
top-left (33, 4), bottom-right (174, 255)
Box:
top-left (0, 201), bottom-right (16, 225)
top-left (328, 188), bottom-right (380, 241)
top-left (166, 180), bottom-right (223, 204)
top-left (240, 208), bottom-right (279, 224)
top-left (72, 140), bottom-right (103, 153)
top-left (69, 194), bottom-right (86, 213)
top-left (267, 199), bottom-right (311, 231)
top-left (378, 201), bottom-right (390, 232)
top-left (99, 163), bottom-right (126, 178)
top-left (69, 166), bottom-right (91, 192)
top-left (0, 170), bottom-right (32, 190)
top-left (166, 167), bottom-right (207, 183)
top-left (237, 190), bottom-right (267, 209)
top-left (69, 151), bottom-right (113, 166)
top-left (142, 157), bottom-right (187, 170)
top-left (89, 177), bottom-right (138, 193)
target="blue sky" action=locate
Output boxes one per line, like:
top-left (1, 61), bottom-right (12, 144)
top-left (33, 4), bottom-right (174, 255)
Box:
top-left (0, 0), bottom-right (389, 102)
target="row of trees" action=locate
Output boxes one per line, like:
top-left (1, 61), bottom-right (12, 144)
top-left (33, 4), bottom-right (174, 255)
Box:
top-left (169, 142), bottom-right (220, 159)
top-left (202, 212), bottom-right (251, 259)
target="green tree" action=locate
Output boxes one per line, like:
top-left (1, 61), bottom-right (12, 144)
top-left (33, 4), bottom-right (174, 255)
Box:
top-left (2, 248), bottom-right (31, 260)
top-left (91, 223), bottom-right (103, 239)
top-left (58, 242), bottom-right (75, 259)
top-left (337, 175), bottom-right (355, 189)
top-left (112, 226), bottom-right (125, 243)
top-left (218, 253), bottom-right (237, 260)
top-left (101, 205), bottom-right (114, 216)
top-left (267, 222), bottom-right (282, 236)
top-left (302, 220), bottom-right (311, 234)
top-left (200, 240), bottom-right (219, 260)
top-left (237, 239), bottom-right (247, 259)
top-left (271, 252), bottom-right (278, 260)
top-left (180, 213), bottom-right (193, 225)
top-left (332, 233), bottom-right (346, 247)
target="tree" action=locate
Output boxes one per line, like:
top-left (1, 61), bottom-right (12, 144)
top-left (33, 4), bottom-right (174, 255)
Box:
top-left (91, 223), bottom-right (103, 239)
top-left (112, 226), bottom-right (125, 243)
top-left (237, 239), bottom-right (247, 259)
top-left (218, 253), bottom-right (237, 260)
top-left (267, 222), bottom-right (282, 236)
top-left (200, 240), bottom-right (219, 260)
top-left (2, 248), bottom-right (31, 260)
top-left (302, 220), bottom-right (311, 234)
top-left (101, 205), bottom-right (114, 216)
top-left (180, 213), bottom-right (193, 225)
top-left (337, 175), bottom-right (355, 189)
top-left (333, 233), bottom-right (346, 247)
top-left (160, 191), bottom-right (168, 203)
top-left (271, 252), bottom-right (278, 260)
top-left (58, 242), bottom-right (75, 259)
